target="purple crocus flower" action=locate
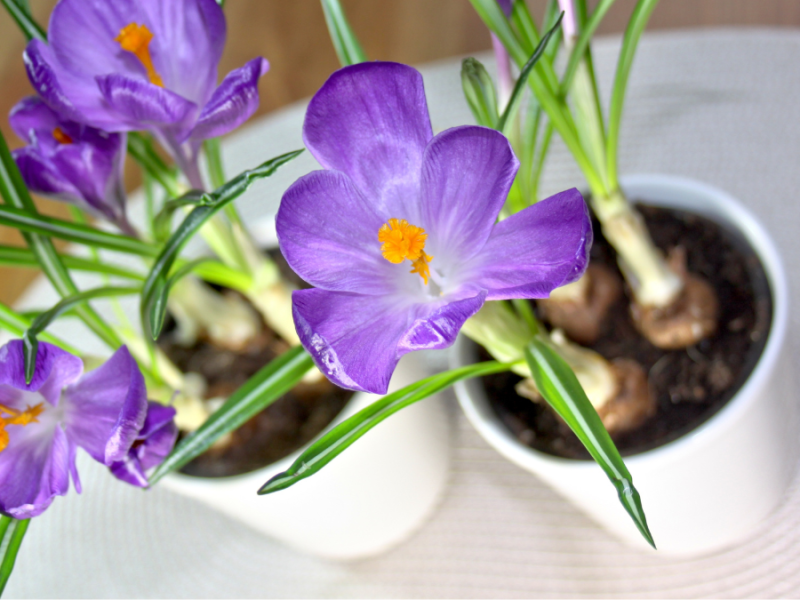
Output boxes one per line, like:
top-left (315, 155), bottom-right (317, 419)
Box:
top-left (0, 341), bottom-right (168, 517)
top-left (24, 0), bottom-right (268, 186)
top-left (109, 402), bottom-right (177, 488)
top-left (276, 62), bottom-right (592, 394)
top-left (9, 96), bottom-right (133, 234)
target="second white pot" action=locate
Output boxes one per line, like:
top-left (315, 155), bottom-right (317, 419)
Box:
top-left (162, 352), bottom-right (451, 561)
top-left (453, 174), bottom-right (799, 556)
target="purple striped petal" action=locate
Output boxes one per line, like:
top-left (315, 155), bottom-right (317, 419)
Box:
top-left (62, 346), bottom-right (148, 465)
top-left (96, 74), bottom-right (198, 133)
top-left (0, 424), bottom-right (73, 519)
top-left (136, 0), bottom-right (226, 105)
top-left (109, 402), bottom-right (177, 488)
top-left (0, 341), bottom-right (83, 406)
top-left (48, 0), bottom-right (224, 107)
top-left (12, 147), bottom-right (84, 203)
top-left (187, 57), bottom-right (269, 143)
top-left (293, 286), bottom-right (485, 394)
top-left (23, 39), bottom-right (104, 127)
top-left (277, 169), bottom-right (420, 296)
top-left (462, 188), bottom-right (592, 300)
top-left (9, 96), bottom-right (59, 141)
top-left (303, 62), bottom-right (433, 219)
top-left (419, 126), bottom-right (518, 265)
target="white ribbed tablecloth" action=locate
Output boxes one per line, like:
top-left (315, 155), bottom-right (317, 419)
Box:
top-left (7, 29), bottom-right (800, 598)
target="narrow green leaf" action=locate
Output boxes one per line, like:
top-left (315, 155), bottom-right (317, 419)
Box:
top-left (0, 245), bottom-right (146, 281)
top-left (497, 12), bottom-right (563, 133)
top-left (0, 518), bottom-right (29, 596)
top-left (540, 0), bottom-right (563, 61)
top-left (0, 304), bottom-right (78, 353)
top-left (606, 0), bottom-right (659, 190)
top-left (145, 258), bottom-right (215, 342)
top-left (470, 0), bottom-right (605, 195)
top-left (0, 204), bottom-right (159, 258)
top-left (259, 359), bottom-right (516, 494)
top-left (561, 0), bottom-right (618, 96)
top-left (524, 337), bottom-right (654, 548)
top-left (461, 57), bottom-right (499, 128)
top-left (141, 150), bottom-right (302, 341)
top-left (152, 190), bottom-right (207, 241)
top-left (23, 286), bottom-right (140, 383)
top-left (0, 0), bottom-right (45, 41)
top-left (148, 346), bottom-right (314, 484)
top-left (321, 0), bottom-right (367, 67)
top-left (0, 124), bottom-right (122, 352)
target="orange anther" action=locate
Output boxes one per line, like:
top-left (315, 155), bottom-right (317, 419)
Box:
top-left (52, 127), bottom-right (73, 145)
top-left (378, 219), bottom-right (433, 283)
top-left (115, 23), bottom-right (164, 87)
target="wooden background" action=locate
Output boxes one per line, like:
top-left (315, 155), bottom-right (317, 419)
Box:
top-left (1, 0), bottom-right (799, 304)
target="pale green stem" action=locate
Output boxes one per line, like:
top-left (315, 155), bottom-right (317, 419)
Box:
top-left (593, 189), bottom-right (682, 307)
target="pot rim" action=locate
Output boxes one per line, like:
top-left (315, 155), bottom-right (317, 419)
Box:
top-left (454, 173), bottom-right (790, 471)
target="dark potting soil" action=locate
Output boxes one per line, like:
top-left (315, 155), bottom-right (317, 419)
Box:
top-left (483, 203), bottom-right (773, 459)
top-left (158, 250), bottom-right (352, 478)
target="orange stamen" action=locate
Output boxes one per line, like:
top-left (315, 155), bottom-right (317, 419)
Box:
top-left (52, 127), bottom-right (73, 145)
top-left (0, 402), bottom-right (44, 453)
top-left (378, 219), bottom-right (433, 284)
top-left (115, 23), bottom-right (164, 87)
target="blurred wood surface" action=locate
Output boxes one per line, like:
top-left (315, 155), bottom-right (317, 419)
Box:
top-left (1, 0), bottom-right (799, 305)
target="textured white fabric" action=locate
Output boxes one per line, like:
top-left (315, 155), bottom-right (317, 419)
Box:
top-left (7, 29), bottom-right (800, 598)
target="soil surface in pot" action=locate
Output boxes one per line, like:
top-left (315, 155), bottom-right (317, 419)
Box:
top-left (159, 251), bottom-right (352, 477)
top-left (483, 203), bottom-right (773, 458)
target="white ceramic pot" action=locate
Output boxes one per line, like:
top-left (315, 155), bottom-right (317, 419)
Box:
top-left (162, 351), bottom-right (450, 560)
top-left (453, 174), bottom-right (798, 556)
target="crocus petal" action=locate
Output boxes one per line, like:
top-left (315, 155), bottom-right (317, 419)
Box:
top-left (462, 188), bottom-right (592, 300)
top-left (8, 96), bottom-right (59, 142)
top-left (419, 126), bottom-right (519, 265)
top-left (0, 341), bottom-right (83, 406)
top-left (12, 148), bottom-right (84, 204)
top-left (187, 57), bottom-right (269, 144)
top-left (109, 402), bottom-right (177, 488)
top-left (96, 74), bottom-right (198, 133)
top-left (303, 62), bottom-right (433, 218)
top-left (293, 287), bottom-right (486, 394)
top-left (0, 424), bottom-right (73, 519)
top-left (137, 0), bottom-right (226, 105)
top-left (277, 170), bottom-right (420, 296)
top-left (62, 346), bottom-right (147, 465)
top-left (48, 135), bottom-right (126, 221)
top-left (48, 0), bottom-right (224, 107)
top-left (23, 39), bottom-right (95, 126)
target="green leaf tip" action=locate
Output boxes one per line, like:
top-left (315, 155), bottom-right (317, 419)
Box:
top-left (258, 470), bottom-right (296, 495)
top-left (614, 478), bottom-right (656, 549)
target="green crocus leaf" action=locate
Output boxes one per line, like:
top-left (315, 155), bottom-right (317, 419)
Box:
top-left (461, 57), bottom-right (500, 128)
top-left (140, 149), bottom-right (303, 342)
top-left (259, 360), bottom-right (516, 495)
top-left (321, 0), bottom-right (367, 67)
top-left (0, 517), bottom-right (30, 596)
top-left (22, 286), bottom-right (141, 384)
top-left (148, 346), bottom-right (315, 485)
top-left (524, 336), bottom-right (655, 548)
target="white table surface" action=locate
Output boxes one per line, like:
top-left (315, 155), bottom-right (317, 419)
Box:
top-left (7, 29), bottom-right (800, 598)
